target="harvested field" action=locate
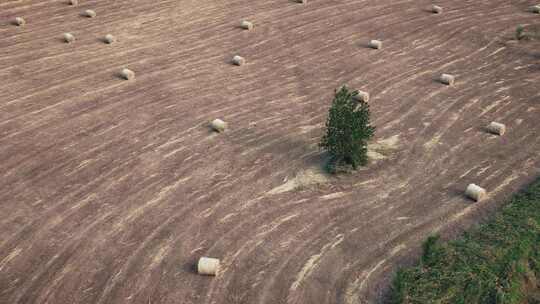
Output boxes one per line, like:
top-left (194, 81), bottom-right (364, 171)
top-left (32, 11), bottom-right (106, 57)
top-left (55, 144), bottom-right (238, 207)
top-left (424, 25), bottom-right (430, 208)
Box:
top-left (0, 1), bottom-right (539, 304)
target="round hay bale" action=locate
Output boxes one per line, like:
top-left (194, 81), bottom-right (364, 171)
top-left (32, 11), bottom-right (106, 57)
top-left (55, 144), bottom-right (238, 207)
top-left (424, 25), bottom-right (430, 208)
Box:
top-left (14, 17), bottom-right (26, 26)
top-left (297, 0), bottom-right (307, 3)
top-left (232, 55), bottom-right (245, 66)
top-left (465, 184), bottom-right (487, 202)
top-left (432, 5), bottom-right (443, 14)
top-left (486, 122), bottom-right (506, 136)
top-left (84, 9), bottom-right (96, 18)
top-left (240, 20), bottom-right (254, 30)
top-left (533, 5), bottom-right (540, 14)
top-left (369, 40), bottom-right (382, 49)
top-left (353, 90), bottom-right (370, 103)
top-left (440, 73), bottom-right (455, 86)
top-left (210, 119), bottom-right (227, 132)
top-left (197, 257), bottom-right (220, 276)
top-left (120, 68), bottom-right (135, 80)
top-left (104, 34), bottom-right (116, 44)
top-left (69, 0), bottom-right (78, 5)
top-left (63, 33), bottom-right (75, 43)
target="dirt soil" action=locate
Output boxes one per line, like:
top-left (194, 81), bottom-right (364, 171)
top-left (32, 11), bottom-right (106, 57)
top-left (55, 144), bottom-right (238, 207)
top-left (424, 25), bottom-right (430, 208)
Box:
top-left (1, 0), bottom-right (539, 303)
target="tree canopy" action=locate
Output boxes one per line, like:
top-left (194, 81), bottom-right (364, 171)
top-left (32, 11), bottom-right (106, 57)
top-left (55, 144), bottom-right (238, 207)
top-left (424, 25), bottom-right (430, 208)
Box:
top-left (320, 86), bottom-right (375, 172)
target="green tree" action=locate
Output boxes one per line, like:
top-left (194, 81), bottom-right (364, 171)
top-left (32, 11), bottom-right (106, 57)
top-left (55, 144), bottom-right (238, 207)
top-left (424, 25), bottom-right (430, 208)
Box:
top-left (516, 24), bottom-right (525, 40)
top-left (320, 86), bottom-right (375, 172)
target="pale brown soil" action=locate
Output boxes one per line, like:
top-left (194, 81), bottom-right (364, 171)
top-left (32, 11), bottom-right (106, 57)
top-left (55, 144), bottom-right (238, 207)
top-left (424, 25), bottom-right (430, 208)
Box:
top-left (1, 1), bottom-right (539, 304)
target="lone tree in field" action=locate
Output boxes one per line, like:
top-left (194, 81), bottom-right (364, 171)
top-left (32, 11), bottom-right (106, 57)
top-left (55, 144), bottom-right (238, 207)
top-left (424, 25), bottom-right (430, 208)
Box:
top-left (516, 24), bottom-right (525, 40)
top-left (320, 86), bottom-right (375, 172)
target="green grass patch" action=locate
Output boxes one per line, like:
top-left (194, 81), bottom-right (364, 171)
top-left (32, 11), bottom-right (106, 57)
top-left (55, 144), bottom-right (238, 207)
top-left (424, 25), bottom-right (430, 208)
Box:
top-left (390, 178), bottom-right (540, 304)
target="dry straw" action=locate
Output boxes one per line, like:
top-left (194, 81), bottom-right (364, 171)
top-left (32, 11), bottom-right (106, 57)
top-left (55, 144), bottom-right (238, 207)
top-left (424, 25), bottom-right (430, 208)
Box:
top-left (353, 90), bottom-right (370, 103)
top-left (210, 119), bottom-right (227, 132)
top-left (240, 20), bottom-right (253, 30)
top-left (432, 5), bottom-right (443, 14)
top-left (369, 40), bottom-right (382, 49)
top-left (14, 17), bottom-right (26, 26)
top-left (198, 257), bottom-right (220, 276)
top-left (440, 74), bottom-right (455, 86)
top-left (232, 55), bottom-right (245, 66)
top-left (120, 68), bottom-right (135, 80)
top-left (84, 9), bottom-right (96, 18)
top-left (486, 122), bottom-right (506, 136)
top-left (465, 184), bottom-right (487, 202)
top-left (63, 33), bottom-right (75, 43)
top-left (104, 34), bottom-right (116, 44)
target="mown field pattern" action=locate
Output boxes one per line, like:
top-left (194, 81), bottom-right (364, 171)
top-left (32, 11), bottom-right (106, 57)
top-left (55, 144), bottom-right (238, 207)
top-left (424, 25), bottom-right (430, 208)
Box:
top-left (1, 0), bottom-right (539, 303)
